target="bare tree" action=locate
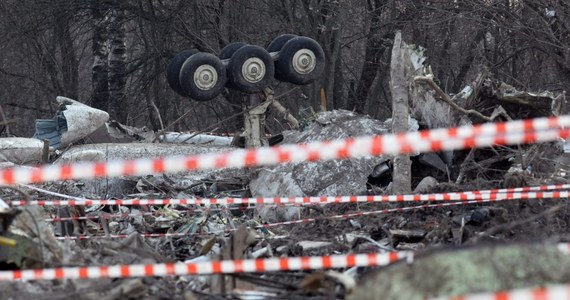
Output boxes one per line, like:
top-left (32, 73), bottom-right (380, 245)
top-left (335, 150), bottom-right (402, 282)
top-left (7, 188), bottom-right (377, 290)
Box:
top-left (91, 0), bottom-right (109, 111)
top-left (107, 2), bottom-right (128, 123)
top-left (0, 0), bottom-right (568, 137)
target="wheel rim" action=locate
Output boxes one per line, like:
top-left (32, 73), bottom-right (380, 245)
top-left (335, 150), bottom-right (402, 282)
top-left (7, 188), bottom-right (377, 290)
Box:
top-left (241, 57), bottom-right (266, 83)
top-left (193, 65), bottom-right (218, 90)
top-left (292, 49), bottom-right (317, 74)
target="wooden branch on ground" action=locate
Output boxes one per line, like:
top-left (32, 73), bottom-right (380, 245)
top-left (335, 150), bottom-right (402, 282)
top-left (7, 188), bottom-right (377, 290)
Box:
top-left (455, 148), bottom-right (476, 184)
top-left (0, 119), bottom-right (17, 127)
top-left (415, 75), bottom-right (492, 122)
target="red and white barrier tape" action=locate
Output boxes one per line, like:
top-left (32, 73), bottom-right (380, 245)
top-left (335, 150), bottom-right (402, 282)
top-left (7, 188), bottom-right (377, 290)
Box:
top-left (430, 284), bottom-right (570, 300)
top-left (257, 199), bottom-right (500, 228)
top-left (44, 197), bottom-right (488, 224)
top-left (54, 195), bottom-right (570, 241)
top-left (11, 189), bottom-right (570, 207)
top-left (0, 251), bottom-right (408, 281)
top-left (18, 182), bottom-right (570, 206)
top-left (3, 244), bottom-right (570, 281)
top-left (45, 211), bottom-right (155, 223)
top-left (45, 207), bottom-right (229, 222)
top-left (55, 232), bottom-right (213, 240)
top-left (1, 116), bottom-right (569, 185)
top-left (51, 198), bottom-right (511, 240)
top-left (36, 184), bottom-right (569, 224)
top-left (52, 199), bottom-right (492, 240)
top-left (46, 204), bottom-right (321, 223)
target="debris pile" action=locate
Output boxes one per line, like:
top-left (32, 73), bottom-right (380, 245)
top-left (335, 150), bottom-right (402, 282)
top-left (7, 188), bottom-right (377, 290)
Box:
top-left (1, 43), bottom-right (570, 300)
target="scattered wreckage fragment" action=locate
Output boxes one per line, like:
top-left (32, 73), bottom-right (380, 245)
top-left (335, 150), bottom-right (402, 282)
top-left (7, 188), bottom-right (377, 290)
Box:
top-left (0, 96), bottom-right (109, 165)
top-left (34, 96), bottom-right (109, 149)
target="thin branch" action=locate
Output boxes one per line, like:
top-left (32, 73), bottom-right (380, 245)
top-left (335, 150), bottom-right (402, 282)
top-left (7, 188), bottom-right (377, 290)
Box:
top-left (415, 75), bottom-right (492, 122)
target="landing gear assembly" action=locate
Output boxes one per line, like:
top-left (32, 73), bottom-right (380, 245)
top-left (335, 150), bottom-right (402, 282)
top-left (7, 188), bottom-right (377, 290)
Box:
top-left (167, 35), bottom-right (324, 100)
top-left (166, 34), bottom-right (325, 147)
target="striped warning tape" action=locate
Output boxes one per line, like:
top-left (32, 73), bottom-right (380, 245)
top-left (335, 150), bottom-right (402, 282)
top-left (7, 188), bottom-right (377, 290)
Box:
top-left (45, 207), bottom-right (221, 222)
top-left (0, 251), bottom-right (409, 281)
top-left (10, 189), bottom-right (570, 207)
top-left (34, 183), bottom-right (569, 226)
top-left (0, 116), bottom-right (569, 185)
top-left (51, 198), bottom-right (513, 240)
top-left (430, 284), bottom-right (570, 300)
top-left (45, 203), bottom-right (318, 223)
top-left (43, 197), bottom-right (488, 224)
top-left (54, 232), bottom-right (215, 240)
top-left (17, 183), bottom-right (570, 207)
top-left (52, 198), bottom-right (495, 240)
top-left (3, 244), bottom-right (570, 281)
top-left (257, 199), bottom-right (499, 228)
top-left (45, 211), bottom-right (155, 223)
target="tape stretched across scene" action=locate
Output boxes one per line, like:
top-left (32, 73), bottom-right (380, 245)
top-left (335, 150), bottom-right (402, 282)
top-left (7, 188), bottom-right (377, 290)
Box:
top-left (51, 198), bottom-right (566, 241)
top-left (21, 183), bottom-right (570, 202)
top-left (0, 251), bottom-right (408, 281)
top-left (52, 199), bottom-right (495, 241)
top-left (10, 188), bottom-right (570, 207)
top-left (40, 197), bottom-right (508, 224)
top-left (2, 244), bottom-right (570, 281)
top-left (0, 115), bottom-right (569, 185)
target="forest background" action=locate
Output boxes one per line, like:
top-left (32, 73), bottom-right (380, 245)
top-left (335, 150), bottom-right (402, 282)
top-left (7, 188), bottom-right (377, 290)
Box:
top-left (0, 0), bottom-right (567, 137)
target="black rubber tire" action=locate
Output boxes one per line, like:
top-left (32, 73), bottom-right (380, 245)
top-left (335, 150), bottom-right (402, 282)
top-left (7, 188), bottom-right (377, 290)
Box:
top-left (167, 49), bottom-right (198, 96)
top-left (219, 42), bottom-right (248, 89)
top-left (227, 45), bottom-right (274, 93)
top-left (219, 42), bottom-right (248, 60)
top-left (179, 52), bottom-right (227, 101)
top-left (267, 34), bottom-right (297, 81)
top-left (277, 36), bottom-right (325, 85)
top-left (267, 34), bottom-right (297, 53)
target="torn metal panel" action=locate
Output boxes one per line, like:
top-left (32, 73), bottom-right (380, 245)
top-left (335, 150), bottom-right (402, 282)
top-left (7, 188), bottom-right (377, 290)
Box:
top-left (160, 132), bottom-right (233, 146)
top-left (0, 137), bottom-right (49, 164)
top-left (251, 110), bottom-right (398, 221)
top-left (106, 120), bottom-right (155, 142)
top-left (34, 113), bottom-right (67, 148)
top-left (418, 153), bottom-right (448, 174)
top-left (55, 143), bottom-right (232, 163)
top-left (34, 96), bottom-right (109, 149)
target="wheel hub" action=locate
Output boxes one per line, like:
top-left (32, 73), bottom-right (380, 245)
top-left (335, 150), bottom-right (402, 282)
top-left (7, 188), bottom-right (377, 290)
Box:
top-left (292, 49), bottom-right (316, 74)
top-left (193, 65), bottom-right (218, 90)
top-left (241, 57), bottom-right (266, 83)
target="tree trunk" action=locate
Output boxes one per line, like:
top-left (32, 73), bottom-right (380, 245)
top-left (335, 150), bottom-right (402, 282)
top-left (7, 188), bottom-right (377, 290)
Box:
top-left (452, 29), bottom-right (486, 92)
top-left (349, 0), bottom-right (388, 114)
top-left (333, 49), bottom-right (345, 109)
top-left (54, 11), bottom-right (79, 100)
top-left (107, 3), bottom-right (128, 123)
top-left (91, 0), bottom-right (109, 111)
top-left (389, 31), bottom-right (411, 194)
top-left (319, 1), bottom-right (341, 111)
